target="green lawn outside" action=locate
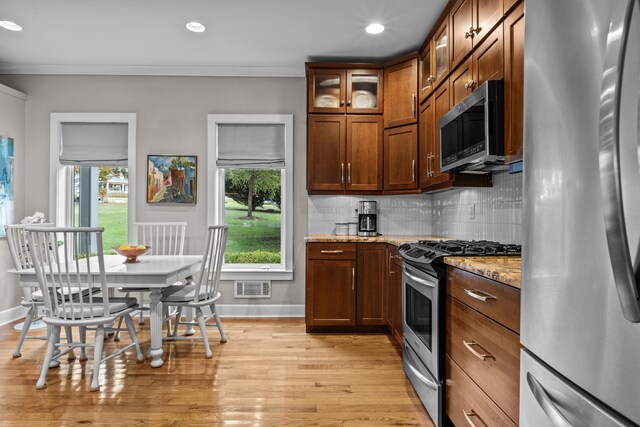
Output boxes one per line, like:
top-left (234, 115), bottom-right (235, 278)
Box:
top-left (74, 200), bottom-right (128, 255)
top-left (224, 198), bottom-right (281, 264)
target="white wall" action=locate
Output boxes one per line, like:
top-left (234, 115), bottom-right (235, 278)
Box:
top-left (0, 83), bottom-right (26, 314)
top-left (0, 74), bottom-right (307, 310)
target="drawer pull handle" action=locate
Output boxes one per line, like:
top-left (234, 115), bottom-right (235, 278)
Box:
top-left (463, 340), bottom-right (494, 361)
top-left (463, 409), bottom-right (484, 427)
top-left (320, 250), bottom-right (344, 254)
top-left (463, 288), bottom-right (497, 302)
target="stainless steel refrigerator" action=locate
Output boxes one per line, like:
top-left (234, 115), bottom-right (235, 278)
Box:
top-left (522, 0), bottom-right (640, 425)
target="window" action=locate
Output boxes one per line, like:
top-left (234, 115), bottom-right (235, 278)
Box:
top-left (208, 114), bottom-right (293, 280)
top-left (50, 114), bottom-right (137, 250)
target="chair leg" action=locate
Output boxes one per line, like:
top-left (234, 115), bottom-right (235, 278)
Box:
top-left (172, 306), bottom-right (183, 337)
top-left (196, 308), bottom-right (212, 359)
top-left (37, 325), bottom-right (60, 390)
top-left (113, 316), bottom-right (124, 342)
top-left (138, 292), bottom-right (145, 325)
top-left (90, 325), bottom-right (105, 392)
top-left (123, 314), bottom-right (144, 362)
top-left (164, 305), bottom-right (172, 337)
top-left (79, 326), bottom-right (88, 361)
top-left (13, 306), bottom-right (36, 358)
top-left (64, 326), bottom-right (76, 361)
top-left (211, 304), bottom-right (227, 344)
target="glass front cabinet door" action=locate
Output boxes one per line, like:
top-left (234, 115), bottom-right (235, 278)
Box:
top-left (420, 45), bottom-right (435, 101)
top-left (308, 67), bottom-right (383, 114)
top-left (434, 21), bottom-right (449, 85)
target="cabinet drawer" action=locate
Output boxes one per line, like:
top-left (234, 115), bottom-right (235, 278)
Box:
top-left (447, 297), bottom-right (520, 424)
top-left (446, 355), bottom-right (517, 427)
top-left (447, 267), bottom-right (520, 333)
top-left (307, 243), bottom-right (357, 260)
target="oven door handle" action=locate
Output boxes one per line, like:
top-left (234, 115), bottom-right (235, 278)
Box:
top-left (405, 361), bottom-right (439, 390)
top-left (403, 268), bottom-right (437, 288)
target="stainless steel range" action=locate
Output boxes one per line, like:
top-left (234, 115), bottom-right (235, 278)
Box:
top-left (399, 239), bottom-right (521, 427)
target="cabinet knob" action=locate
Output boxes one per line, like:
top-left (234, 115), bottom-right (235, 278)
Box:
top-left (465, 26), bottom-right (475, 39)
top-left (340, 100), bottom-right (345, 106)
top-left (346, 100), bottom-right (352, 106)
top-left (427, 75), bottom-right (435, 83)
top-left (464, 80), bottom-right (476, 90)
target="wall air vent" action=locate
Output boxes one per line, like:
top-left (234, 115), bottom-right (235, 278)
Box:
top-left (234, 280), bottom-right (271, 298)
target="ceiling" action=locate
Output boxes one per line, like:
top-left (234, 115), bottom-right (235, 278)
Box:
top-left (0, 0), bottom-right (447, 77)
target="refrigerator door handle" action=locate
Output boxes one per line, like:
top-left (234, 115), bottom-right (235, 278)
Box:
top-left (526, 372), bottom-right (573, 427)
top-left (598, 0), bottom-right (640, 322)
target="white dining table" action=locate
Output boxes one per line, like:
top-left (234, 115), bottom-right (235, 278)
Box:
top-left (12, 254), bottom-right (202, 368)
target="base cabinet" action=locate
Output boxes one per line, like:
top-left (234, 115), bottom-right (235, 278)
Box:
top-left (387, 248), bottom-right (403, 345)
top-left (446, 266), bottom-right (520, 425)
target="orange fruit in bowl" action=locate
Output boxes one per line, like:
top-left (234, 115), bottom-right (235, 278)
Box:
top-left (118, 244), bottom-right (129, 250)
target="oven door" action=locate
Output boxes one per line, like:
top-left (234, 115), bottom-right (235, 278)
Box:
top-left (402, 262), bottom-right (440, 379)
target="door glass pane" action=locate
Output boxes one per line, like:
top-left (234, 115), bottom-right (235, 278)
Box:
top-left (314, 74), bottom-right (341, 108)
top-left (406, 284), bottom-right (432, 351)
top-left (421, 50), bottom-right (432, 94)
top-left (350, 74), bottom-right (378, 109)
top-left (435, 29), bottom-right (448, 79)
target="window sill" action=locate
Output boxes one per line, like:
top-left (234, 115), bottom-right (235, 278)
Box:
top-left (220, 269), bottom-right (293, 281)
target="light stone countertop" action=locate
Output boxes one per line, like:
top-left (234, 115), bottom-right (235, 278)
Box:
top-left (305, 234), bottom-right (445, 247)
top-left (444, 256), bottom-right (522, 289)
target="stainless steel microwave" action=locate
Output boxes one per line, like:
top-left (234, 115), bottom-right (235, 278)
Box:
top-left (439, 80), bottom-right (504, 172)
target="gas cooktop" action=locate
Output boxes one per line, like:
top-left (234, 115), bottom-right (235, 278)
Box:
top-left (399, 239), bottom-right (522, 267)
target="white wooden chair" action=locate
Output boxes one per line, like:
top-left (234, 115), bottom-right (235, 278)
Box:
top-left (27, 226), bottom-right (143, 391)
top-left (162, 225), bottom-right (228, 358)
top-left (5, 223), bottom-right (78, 359)
top-left (115, 221), bottom-right (187, 340)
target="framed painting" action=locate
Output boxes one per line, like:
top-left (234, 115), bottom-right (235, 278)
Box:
top-left (0, 136), bottom-right (14, 238)
top-left (147, 155), bottom-right (197, 204)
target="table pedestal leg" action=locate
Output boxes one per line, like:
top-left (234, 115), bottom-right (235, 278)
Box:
top-left (149, 290), bottom-right (164, 368)
top-left (185, 307), bottom-right (195, 336)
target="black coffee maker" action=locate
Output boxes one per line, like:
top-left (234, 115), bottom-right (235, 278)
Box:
top-left (358, 201), bottom-right (377, 237)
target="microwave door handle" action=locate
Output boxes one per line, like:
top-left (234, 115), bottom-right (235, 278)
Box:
top-left (598, 0), bottom-right (640, 322)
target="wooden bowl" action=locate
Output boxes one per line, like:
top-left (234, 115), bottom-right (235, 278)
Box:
top-left (112, 246), bottom-right (151, 263)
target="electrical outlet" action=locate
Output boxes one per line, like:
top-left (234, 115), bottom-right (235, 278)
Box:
top-left (469, 203), bottom-right (475, 220)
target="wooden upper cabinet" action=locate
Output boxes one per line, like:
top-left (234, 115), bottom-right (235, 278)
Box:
top-left (384, 58), bottom-right (419, 128)
top-left (307, 67), bottom-right (382, 114)
top-left (308, 69), bottom-right (346, 114)
top-left (473, 22), bottom-right (504, 88)
top-left (419, 98), bottom-right (435, 189)
top-left (307, 115), bottom-right (346, 191)
top-left (419, 45), bottom-right (435, 102)
top-left (433, 20), bottom-right (450, 88)
top-left (384, 124), bottom-right (418, 190)
top-left (474, 0), bottom-right (504, 46)
top-left (450, 0), bottom-right (474, 69)
top-left (346, 116), bottom-right (383, 191)
top-left (346, 69), bottom-right (383, 114)
top-left (504, 1), bottom-right (525, 163)
top-left (431, 81), bottom-right (451, 185)
top-left (450, 0), bottom-right (504, 69)
top-left (450, 56), bottom-right (474, 106)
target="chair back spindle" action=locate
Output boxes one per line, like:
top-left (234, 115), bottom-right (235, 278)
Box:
top-left (26, 227), bottom-right (110, 321)
top-left (136, 222), bottom-right (186, 256)
top-left (194, 225), bottom-right (228, 303)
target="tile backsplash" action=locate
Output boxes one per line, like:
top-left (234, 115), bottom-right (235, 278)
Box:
top-left (308, 171), bottom-right (523, 243)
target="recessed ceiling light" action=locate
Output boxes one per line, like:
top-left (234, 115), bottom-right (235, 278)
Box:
top-left (365, 23), bottom-right (385, 35)
top-left (186, 21), bottom-right (206, 33)
top-left (0, 21), bottom-right (22, 32)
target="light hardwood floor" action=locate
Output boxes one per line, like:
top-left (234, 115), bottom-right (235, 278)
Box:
top-left (0, 318), bottom-right (433, 426)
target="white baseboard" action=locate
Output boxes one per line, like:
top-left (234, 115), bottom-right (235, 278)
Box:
top-left (0, 306), bottom-right (28, 326)
top-left (216, 304), bottom-right (304, 318)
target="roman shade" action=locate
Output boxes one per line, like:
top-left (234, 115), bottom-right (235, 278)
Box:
top-left (59, 122), bottom-right (128, 166)
top-left (216, 123), bottom-right (285, 168)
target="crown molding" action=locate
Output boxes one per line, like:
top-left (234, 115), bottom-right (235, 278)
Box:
top-left (0, 64), bottom-right (306, 78)
top-left (0, 82), bottom-right (27, 100)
